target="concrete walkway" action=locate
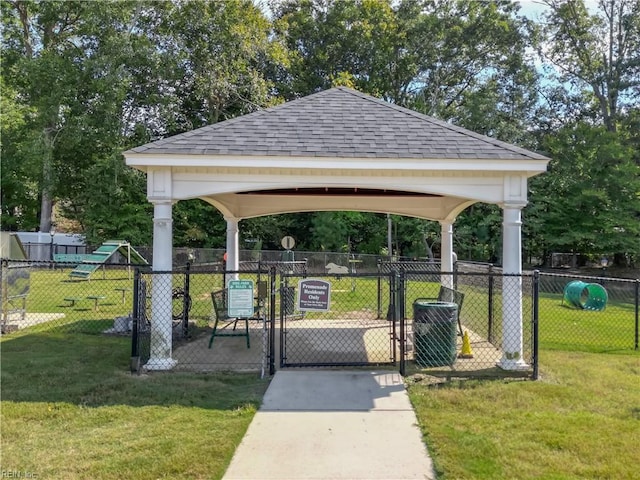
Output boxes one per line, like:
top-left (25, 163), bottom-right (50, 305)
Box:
top-left (222, 370), bottom-right (436, 480)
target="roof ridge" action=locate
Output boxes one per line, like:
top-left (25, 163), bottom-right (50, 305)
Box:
top-left (337, 87), bottom-right (545, 159)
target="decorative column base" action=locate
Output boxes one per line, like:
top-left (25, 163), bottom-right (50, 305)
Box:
top-left (498, 356), bottom-right (530, 371)
top-left (144, 357), bottom-right (178, 371)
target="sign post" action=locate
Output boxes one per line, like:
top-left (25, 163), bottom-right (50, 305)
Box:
top-left (281, 236), bottom-right (295, 272)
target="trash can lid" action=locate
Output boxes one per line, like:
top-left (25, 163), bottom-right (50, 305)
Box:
top-left (413, 300), bottom-right (457, 308)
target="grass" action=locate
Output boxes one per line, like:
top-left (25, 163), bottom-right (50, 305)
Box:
top-left (4, 267), bottom-right (640, 478)
top-left (3, 331), bottom-right (638, 480)
top-left (537, 292), bottom-right (638, 352)
top-left (1, 330), bottom-right (269, 480)
top-left (407, 349), bottom-right (640, 480)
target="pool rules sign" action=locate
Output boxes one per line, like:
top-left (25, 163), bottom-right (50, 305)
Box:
top-left (297, 279), bottom-right (331, 312)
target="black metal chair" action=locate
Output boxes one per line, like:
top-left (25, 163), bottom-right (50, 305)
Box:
top-left (208, 289), bottom-right (250, 349)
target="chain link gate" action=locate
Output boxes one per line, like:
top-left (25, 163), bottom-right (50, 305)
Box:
top-left (279, 272), bottom-right (400, 369)
top-left (128, 264), bottom-right (539, 378)
top-left (131, 266), bottom-right (277, 375)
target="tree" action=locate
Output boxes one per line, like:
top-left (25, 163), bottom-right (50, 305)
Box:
top-left (161, 0), bottom-right (288, 129)
top-left (1, 1), bottom-right (168, 239)
top-left (526, 122), bottom-right (640, 265)
top-left (0, 79), bottom-right (40, 230)
top-left (539, 0), bottom-right (640, 132)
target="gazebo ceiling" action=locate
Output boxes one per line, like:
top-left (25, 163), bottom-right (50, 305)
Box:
top-left (124, 87), bottom-right (550, 221)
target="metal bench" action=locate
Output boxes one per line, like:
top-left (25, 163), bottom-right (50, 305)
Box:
top-left (63, 297), bottom-right (83, 307)
top-left (86, 295), bottom-right (106, 311)
top-left (209, 289), bottom-right (251, 349)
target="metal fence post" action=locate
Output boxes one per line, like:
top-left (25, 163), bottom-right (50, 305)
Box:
top-left (399, 269), bottom-right (406, 325)
top-left (377, 258), bottom-right (382, 319)
top-left (130, 268), bottom-right (140, 373)
top-left (279, 273), bottom-right (286, 369)
top-left (488, 264), bottom-right (494, 344)
top-left (635, 279), bottom-right (639, 351)
top-left (532, 270), bottom-right (540, 380)
top-left (391, 271), bottom-right (405, 376)
top-left (453, 261), bottom-right (458, 290)
top-left (269, 267), bottom-right (277, 375)
top-left (181, 261), bottom-right (191, 338)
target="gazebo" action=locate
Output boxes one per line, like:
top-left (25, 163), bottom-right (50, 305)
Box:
top-left (124, 86), bottom-right (549, 371)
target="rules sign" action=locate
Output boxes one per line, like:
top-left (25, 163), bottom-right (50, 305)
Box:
top-left (297, 279), bottom-right (331, 312)
top-left (228, 279), bottom-right (255, 317)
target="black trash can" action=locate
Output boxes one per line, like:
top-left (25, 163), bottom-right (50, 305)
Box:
top-left (412, 301), bottom-right (458, 367)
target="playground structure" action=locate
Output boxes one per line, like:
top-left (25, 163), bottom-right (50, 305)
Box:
top-left (66, 240), bottom-right (148, 279)
top-left (563, 280), bottom-right (608, 311)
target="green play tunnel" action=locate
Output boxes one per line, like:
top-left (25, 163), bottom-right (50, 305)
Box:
top-left (563, 281), bottom-right (608, 311)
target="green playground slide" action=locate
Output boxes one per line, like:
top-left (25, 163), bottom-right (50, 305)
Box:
top-left (69, 240), bottom-right (147, 279)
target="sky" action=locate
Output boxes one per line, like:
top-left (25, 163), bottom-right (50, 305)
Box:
top-left (516, 0), bottom-right (601, 19)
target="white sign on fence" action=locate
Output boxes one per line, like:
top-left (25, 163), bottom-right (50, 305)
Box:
top-left (228, 280), bottom-right (255, 317)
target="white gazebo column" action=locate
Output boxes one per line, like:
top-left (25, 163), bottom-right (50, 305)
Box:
top-left (499, 203), bottom-right (529, 370)
top-left (225, 216), bottom-right (240, 284)
top-left (440, 220), bottom-right (454, 289)
top-left (146, 200), bottom-right (177, 370)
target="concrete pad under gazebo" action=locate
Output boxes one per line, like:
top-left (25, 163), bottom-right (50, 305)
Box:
top-left (124, 86), bottom-right (549, 371)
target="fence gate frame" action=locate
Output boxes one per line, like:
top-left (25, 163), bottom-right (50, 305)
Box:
top-left (279, 271), bottom-right (400, 370)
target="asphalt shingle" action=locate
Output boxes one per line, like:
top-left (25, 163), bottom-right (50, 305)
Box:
top-left (125, 87), bottom-right (548, 161)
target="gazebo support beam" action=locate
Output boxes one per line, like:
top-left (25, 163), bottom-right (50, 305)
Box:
top-left (440, 220), bottom-right (454, 289)
top-left (146, 200), bottom-right (177, 370)
top-left (499, 203), bottom-right (529, 370)
top-left (225, 217), bottom-right (240, 284)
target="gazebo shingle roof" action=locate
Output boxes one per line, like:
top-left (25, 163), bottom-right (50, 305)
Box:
top-left (126, 87), bottom-right (548, 161)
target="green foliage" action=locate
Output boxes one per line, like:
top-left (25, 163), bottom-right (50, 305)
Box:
top-left (527, 122), bottom-right (640, 263)
top-left (454, 205), bottom-right (503, 263)
top-left (1, 0), bottom-right (637, 265)
top-left (539, 0), bottom-right (640, 132)
top-left (160, 0), bottom-right (287, 128)
top-left (173, 199), bottom-right (226, 248)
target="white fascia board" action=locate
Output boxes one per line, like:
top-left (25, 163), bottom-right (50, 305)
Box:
top-left (171, 170), bottom-right (508, 190)
top-left (173, 170), bottom-right (501, 190)
top-left (172, 176), bottom-right (506, 205)
top-left (124, 153), bottom-right (549, 174)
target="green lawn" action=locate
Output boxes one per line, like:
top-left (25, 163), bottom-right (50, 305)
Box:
top-left (3, 268), bottom-right (639, 479)
top-left (537, 292), bottom-right (637, 352)
top-left (0, 330), bottom-right (269, 480)
top-left (3, 329), bottom-right (638, 479)
top-left (407, 349), bottom-right (640, 479)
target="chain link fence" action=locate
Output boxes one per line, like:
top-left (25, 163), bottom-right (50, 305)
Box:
top-left (397, 270), bottom-right (535, 378)
top-left (2, 259), bottom-right (637, 381)
top-left (131, 266), bottom-right (275, 376)
top-left (538, 272), bottom-right (639, 352)
top-left (1, 260), bottom-right (135, 336)
top-left (279, 272), bottom-right (397, 368)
